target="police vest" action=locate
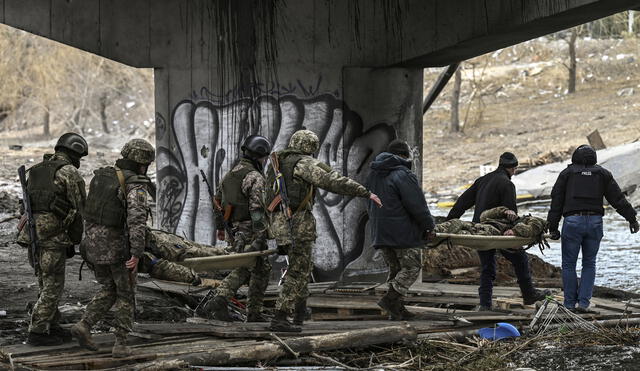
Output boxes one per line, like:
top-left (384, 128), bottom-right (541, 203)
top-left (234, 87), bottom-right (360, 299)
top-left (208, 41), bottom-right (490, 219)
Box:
top-left (27, 159), bottom-right (71, 218)
top-left (83, 167), bottom-right (150, 228)
top-left (269, 150), bottom-right (316, 211)
top-left (220, 159), bottom-right (256, 222)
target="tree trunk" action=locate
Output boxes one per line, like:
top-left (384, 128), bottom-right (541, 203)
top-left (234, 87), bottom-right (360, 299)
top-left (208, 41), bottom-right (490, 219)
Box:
top-left (100, 94), bottom-right (110, 133)
top-left (43, 109), bottom-right (50, 138)
top-left (450, 67), bottom-right (462, 132)
top-left (568, 28), bottom-right (577, 94)
top-left (132, 325), bottom-right (417, 369)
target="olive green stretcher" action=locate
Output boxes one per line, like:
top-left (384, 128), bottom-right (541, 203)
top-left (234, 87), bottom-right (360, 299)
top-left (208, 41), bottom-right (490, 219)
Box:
top-left (178, 249), bottom-right (277, 272)
top-left (427, 233), bottom-right (544, 251)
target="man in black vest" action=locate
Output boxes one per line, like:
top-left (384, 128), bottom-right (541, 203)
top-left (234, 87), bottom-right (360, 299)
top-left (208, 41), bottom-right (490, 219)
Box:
top-left (447, 152), bottom-right (548, 310)
top-left (71, 139), bottom-right (155, 358)
top-left (200, 135), bottom-right (273, 322)
top-left (547, 145), bottom-right (638, 313)
top-left (17, 133), bottom-right (88, 346)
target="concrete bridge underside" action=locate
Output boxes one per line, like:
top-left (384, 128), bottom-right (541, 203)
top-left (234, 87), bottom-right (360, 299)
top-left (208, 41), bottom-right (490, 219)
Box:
top-left (2, 0), bottom-right (638, 281)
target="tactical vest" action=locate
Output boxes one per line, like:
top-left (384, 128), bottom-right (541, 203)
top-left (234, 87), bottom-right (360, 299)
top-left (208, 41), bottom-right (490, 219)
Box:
top-left (27, 159), bottom-right (70, 217)
top-left (83, 167), bottom-right (147, 228)
top-left (272, 150), bottom-right (315, 211)
top-left (565, 165), bottom-right (605, 202)
top-left (220, 160), bottom-right (256, 222)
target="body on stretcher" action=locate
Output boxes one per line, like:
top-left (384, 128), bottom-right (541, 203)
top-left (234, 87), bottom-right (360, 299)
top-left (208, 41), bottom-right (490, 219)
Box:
top-left (427, 233), bottom-right (551, 251)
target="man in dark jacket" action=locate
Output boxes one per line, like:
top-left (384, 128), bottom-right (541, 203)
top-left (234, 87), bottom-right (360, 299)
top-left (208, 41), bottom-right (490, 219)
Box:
top-left (367, 140), bottom-right (435, 320)
top-left (447, 152), bottom-right (548, 310)
top-left (547, 145), bottom-right (638, 313)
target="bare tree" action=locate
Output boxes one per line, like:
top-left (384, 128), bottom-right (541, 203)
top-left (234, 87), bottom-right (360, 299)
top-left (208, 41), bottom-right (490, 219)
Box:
top-left (450, 67), bottom-right (461, 132)
top-left (567, 28), bottom-right (578, 94)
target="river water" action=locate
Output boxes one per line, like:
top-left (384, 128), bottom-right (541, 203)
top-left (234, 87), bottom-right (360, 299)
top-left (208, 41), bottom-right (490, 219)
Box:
top-left (432, 204), bottom-right (640, 293)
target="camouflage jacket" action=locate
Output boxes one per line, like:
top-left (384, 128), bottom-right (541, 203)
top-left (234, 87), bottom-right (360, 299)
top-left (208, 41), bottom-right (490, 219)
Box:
top-left (17, 152), bottom-right (86, 248)
top-left (214, 159), bottom-right (268, 242)
top-left (147, 228), bottom-right (229, 261)
top-left (82, 182), bottom-right (151, 265)
top-left (270, 156), bottom-right (370, 244)
top-left (435, 206), bottom-right (547, 238)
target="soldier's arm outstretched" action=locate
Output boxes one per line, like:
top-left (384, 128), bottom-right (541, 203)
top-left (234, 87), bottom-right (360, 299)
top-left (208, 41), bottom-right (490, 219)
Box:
top-left (294, 157), bottom-right (379, 202)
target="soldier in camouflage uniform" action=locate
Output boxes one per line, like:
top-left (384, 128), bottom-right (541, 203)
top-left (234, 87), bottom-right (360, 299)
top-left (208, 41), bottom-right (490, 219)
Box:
top-left (435, 207), bottom-right (548, 238)
top-left (267, 130), bottom-right (383, 332)
top-left (17, 133), bottom-right (88, 346)
top-left (199, 135), bottom-right (273, 322)
top-left (71, 139), bottom-right (155, 358)
top-left (138, 228), bottom-right (229, 285)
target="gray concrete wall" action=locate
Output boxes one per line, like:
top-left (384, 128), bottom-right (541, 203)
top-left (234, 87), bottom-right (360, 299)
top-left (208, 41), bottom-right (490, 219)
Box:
top-left (2, 0), bottom-right (640, 280)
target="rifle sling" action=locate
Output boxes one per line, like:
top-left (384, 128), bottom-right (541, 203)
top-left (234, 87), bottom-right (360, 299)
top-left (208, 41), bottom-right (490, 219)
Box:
top-left (115, 167), bottom-right (128, 218)
top-left (295, 186), bottom-right (314, 214)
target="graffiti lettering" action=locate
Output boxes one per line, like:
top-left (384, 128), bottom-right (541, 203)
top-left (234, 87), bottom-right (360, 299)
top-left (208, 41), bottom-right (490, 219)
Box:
top-left (156, 90), bottom-right (395, 280)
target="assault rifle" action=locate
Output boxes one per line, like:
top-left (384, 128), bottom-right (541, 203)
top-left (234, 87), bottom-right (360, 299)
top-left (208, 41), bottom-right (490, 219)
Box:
top-left (200, 170), bottom-right (236, 243)
top-left (18, 165), bottom-right (39, 275)
top-left (268, 153), bottom-right (295, 285)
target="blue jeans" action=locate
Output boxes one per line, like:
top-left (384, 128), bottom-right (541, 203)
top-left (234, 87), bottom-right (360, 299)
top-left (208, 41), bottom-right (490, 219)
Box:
top-left (561, 215), bottom-right (603, 309)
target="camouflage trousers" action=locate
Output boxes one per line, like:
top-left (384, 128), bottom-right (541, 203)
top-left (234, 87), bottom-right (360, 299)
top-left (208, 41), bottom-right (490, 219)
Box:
top-left (380, 247), bottom-right (422, 296)
top-left (139, 252), bottom-right (199, 285)
top-left (28, 243), bottom-right (67, 334)
top-left (215, 255), bottom-right (272, 315)
top-left (82, 262), bottom-right (135, 338)
top-left (274, 241), bottom-right (314, 314)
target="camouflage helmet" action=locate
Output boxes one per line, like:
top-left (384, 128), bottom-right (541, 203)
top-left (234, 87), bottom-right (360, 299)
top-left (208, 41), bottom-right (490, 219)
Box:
top-left (121, 139), bottom-right (155, 165)
top-left (288, 130), bottom-right (319, 154)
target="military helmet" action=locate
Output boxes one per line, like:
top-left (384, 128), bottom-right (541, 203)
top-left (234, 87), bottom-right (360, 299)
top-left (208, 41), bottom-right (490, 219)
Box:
top-left (121, 139), bottom-right (155, 165)
top-left (241, 135), bottom-right (272, 158)
top-left (289, 130), bottom-right (319, 154)
top-left (55, 132), bottom-right (88, 157)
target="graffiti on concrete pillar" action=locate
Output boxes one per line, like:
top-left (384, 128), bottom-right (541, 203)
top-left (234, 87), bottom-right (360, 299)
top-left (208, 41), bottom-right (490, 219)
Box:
top-left (156, 90), bottom-right (396, 280)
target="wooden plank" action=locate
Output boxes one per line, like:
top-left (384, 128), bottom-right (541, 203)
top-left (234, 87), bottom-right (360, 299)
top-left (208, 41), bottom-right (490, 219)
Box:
top-left (180, 250), bottom-right (277, 272)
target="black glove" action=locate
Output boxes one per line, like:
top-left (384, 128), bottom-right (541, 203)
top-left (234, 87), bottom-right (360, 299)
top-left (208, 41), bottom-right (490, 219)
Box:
top-left (630, 220), bottom-right (640, 234)
top-left (549, 230), bottom-right (561, 240)
top-left (277, 245), bottom-right (288, 255)
top-left (66, 245), bottom-right (76, 259)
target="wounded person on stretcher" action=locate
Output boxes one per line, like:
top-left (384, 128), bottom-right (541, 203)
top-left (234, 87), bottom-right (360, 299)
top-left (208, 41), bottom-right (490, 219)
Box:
top-left (435, 206), bottom-right (547, 238)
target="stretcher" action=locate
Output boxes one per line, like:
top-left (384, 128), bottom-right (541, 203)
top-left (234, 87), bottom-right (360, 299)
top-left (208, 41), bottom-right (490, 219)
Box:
top-left (427, 233), bottom-right (547, 251)
top-left (179, 249), bottom-right (277, 272)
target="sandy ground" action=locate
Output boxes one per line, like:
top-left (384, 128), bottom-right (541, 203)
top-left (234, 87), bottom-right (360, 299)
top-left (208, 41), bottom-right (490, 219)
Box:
top-left (422, 38), bottom-right (640, 194)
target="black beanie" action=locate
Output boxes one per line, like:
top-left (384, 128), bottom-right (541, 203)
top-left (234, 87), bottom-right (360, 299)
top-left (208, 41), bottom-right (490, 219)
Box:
top-left (499, 152), bottom-right (518, 168)
top-left (388, 140), bottom-right (411, 158)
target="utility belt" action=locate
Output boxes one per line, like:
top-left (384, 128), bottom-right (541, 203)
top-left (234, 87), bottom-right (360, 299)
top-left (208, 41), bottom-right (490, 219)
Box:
top-left (564, 210), bottom-right (602, 217)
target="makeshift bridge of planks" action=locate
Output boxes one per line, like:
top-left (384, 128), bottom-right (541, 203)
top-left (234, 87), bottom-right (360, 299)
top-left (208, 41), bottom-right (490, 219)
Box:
top-left (4, 280), bottom-right (640, 370)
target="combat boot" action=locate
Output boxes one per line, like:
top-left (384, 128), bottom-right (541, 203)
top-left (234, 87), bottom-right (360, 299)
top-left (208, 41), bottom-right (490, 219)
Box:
top-left (246, 311), bottom-right (267, 323)
top-left (70, 321), bottom-right (98, 351)
top-left (269, 310), bottom-right (301, 332)
top-left (50, 325), bottom-right (72, 342)
top-left (205, 296), bottom-right (234, 322)
top-left (111, 336), bottom-right (131, 358)
top-left (522, 288), bottom-right (552, 305)
top-left (377, 287), bottom-right (403, 320)
top-left (26, 332), bottom-right (63, 346)
top-left (293, 300), bottom-right (309, 326)
top-left (398, 302), bottom-right (416, 321)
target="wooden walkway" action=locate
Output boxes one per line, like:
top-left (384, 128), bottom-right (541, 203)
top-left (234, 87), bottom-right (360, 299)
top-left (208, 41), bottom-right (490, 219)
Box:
top-left (3, 280), bottom-right (640, 370)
